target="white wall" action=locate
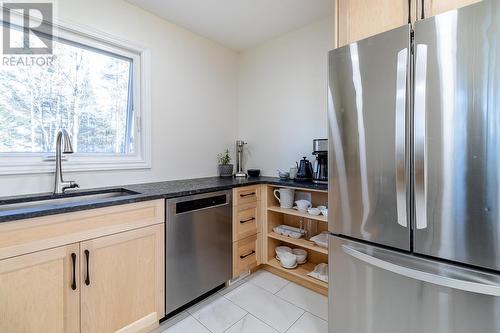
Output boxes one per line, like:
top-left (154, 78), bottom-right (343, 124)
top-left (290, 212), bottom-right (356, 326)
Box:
top-left (237, 17), bottom-right (334, 176)
top-left (0, 1), bottom-right (334, 196)
top-left (0, 0), bottom-right (238, 196)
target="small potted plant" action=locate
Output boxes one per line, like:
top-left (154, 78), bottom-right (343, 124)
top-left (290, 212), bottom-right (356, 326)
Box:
top-left (217, 149), bottom-right (233, 177)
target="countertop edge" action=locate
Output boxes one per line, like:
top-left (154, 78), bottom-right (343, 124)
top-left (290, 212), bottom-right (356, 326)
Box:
top-left (0, 177), bottom-right (328, 223)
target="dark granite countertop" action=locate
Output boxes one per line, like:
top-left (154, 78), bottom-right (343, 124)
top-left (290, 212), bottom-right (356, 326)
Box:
top-left (0, 176), bottom-right (327, 223)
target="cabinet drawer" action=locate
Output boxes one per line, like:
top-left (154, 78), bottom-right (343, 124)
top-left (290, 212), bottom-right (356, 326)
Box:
top-left (233, 234), bottom-right (258, 278)
top-left (233, 186), bottom-right (260, 206)
top-left (233, 202), bottom-right (259, 241)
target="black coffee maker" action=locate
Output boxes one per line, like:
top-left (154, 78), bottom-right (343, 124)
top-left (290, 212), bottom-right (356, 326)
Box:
top-left (312, 139), bottom-right (328, 184)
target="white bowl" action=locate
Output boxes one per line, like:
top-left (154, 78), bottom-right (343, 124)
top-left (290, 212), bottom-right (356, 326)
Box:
top-left (295, 200), bottom-right (312, 212)
top-left (320, 208), bottom-right (328, 217)
top-left (292, 248), bottom-right (308, 263)
top-left (279, 252), bottom-right (297, 267)
top-left (317, 205), bottom-right (327, 210)
top-left (275, 246), bottom-right (292, 258)
top-left (307, 208), bottom-right (321, 216)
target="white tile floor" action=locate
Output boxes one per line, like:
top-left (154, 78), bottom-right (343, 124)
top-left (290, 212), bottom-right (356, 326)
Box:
top-left (157, 270), bottom-right (328, 333)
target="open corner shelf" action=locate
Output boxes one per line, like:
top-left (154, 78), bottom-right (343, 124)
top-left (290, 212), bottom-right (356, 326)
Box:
top-left (267, 258), bottom-right (328, 289)
top-left (268, 232), bottom-right (328, 254)
top-left (267, 206), bottom-right (327, 222)
top-left (264, 185), bottom-right (329, 294)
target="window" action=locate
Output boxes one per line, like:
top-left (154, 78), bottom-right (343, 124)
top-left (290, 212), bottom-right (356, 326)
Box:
top-left (0, 16), bottom-right (150, 174)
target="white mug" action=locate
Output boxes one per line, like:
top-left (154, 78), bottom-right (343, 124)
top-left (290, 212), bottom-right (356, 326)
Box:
top-left (273, 188), bottom-right (295, 209)
top-left (294, 200), bottom-right (312, 212)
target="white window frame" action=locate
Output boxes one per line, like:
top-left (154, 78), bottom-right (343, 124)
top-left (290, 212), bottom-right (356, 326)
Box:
top-left (0, 13), bottom-right (151, 175)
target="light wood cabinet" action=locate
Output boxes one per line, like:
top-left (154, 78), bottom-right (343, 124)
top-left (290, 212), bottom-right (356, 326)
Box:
top-left (233, 185), bottom-right (260, 206)
top-left (336, 0), bottom-right (481, 47)
top-left (233, 201), bottom-right (259, 241)
top-left (0, 200), bottom-right (164, 261)
top-left (81, 224), bottom-right (164, 333)
top-left (337, 0), bottom-right (414, 47)
top-left (233, 234), bottom-right (258, 278)
top-left (263, 185), bottom-right (329, 296)
top-left (418, 0), bottom-right (481, 18)
top-left (0, 244), bottom-right (80, 333)
top-left (0, 200), bottom-right (165, 333)
top-left (232, 185), bottom-right (264, 278)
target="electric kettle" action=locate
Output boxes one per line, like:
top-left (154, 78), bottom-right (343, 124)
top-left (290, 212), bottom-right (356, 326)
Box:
top-left (296, 157), bottom-right (313, 182)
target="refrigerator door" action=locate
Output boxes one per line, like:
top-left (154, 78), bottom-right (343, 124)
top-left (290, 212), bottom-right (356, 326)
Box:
top-left (329, 235), bottom-right (500, 333)
top-left (328, 25), bottom-right (411, 250)
top-left (413, 0), bottom-right (500, 270)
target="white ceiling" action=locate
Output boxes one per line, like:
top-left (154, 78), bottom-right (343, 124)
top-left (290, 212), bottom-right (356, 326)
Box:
top-left (126, 0), bottom-right (334, 51)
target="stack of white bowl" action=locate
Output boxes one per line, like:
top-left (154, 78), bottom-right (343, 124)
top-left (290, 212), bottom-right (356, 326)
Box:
top-left (306, 205), bottom-right (328, 217)
top-left (275, 246), bottom-right (308, 269)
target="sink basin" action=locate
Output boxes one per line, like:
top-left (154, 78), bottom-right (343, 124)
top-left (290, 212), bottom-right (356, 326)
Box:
top-left (0, 189), bottom-right (139, 212)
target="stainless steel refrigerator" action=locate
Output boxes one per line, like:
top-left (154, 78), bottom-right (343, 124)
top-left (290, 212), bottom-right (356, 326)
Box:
top-left (327, 1), bottom-right (500, 332)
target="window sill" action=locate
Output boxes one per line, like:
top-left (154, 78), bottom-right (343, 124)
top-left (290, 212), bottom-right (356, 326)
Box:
top-left (0, 154), bottom-right (151, 175)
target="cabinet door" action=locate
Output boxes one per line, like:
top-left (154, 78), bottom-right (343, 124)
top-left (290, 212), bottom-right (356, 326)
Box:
top-left (419, 0), bottom-right (481, 19)
top-left (0, 244), bottom-right (80, 333)
top-left (337, 0), bottom-right (414, 47)
top-left (80, 224), bottom-right (164, 333)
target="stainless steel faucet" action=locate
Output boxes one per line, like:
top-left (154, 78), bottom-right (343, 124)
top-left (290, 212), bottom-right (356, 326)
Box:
top-left (54, 129), bottom-right (79, 194)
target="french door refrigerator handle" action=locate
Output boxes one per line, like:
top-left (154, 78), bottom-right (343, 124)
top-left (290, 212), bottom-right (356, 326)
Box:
top-left (342, 244), bottom-right (500, 297)
top-left (414, 44), bottom-right (428, 230)
top-left (395, 48), bottom-right (408, 228)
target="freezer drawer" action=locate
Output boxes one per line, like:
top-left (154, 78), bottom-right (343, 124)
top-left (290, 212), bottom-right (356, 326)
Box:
top-left (328, 25), bottom-right (411, 250)
top-left (329, 236), bottom-right (500, 333)
top-left (413, 0), bottom-right (500, 271)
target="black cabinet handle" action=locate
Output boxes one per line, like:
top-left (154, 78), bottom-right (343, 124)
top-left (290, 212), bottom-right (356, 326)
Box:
top-left (84, 249), bottom-right (90, 286)
top-left (240, 192), bottom-right (256, 198)
top-left (240, 250), bottom-right (256, 259)
top-left (421, 0), bottom-right (425, 19)
top-left (240, 217), bottom-right (256, 224)
top-left (71, 253), bottom-right (77, 291)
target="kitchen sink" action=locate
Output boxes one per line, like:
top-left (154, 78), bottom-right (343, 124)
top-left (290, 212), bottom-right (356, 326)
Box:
top-left (0, 189), bottom-right (139, 212)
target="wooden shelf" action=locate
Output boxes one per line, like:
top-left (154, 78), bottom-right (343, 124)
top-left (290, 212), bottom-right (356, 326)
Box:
top-left (267, 258), bottom-right (328, 289)
top-left (267, 184), bottom-right (327, 193)
top-left (264, 185), bottom-right (329, 295)
top-left (267, 206), bottom-right (327, 222)
top-left (267, 232), bottom-right (328, 255)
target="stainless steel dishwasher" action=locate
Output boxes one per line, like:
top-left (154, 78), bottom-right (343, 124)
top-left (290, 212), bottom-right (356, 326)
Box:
top-left (165, 190), bottom-right (232, 315)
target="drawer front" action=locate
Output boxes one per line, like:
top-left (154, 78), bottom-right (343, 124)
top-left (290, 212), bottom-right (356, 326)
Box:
top-left (0, 200), bottom-right (165, 260)
top-left (234, 203), bottom-right (258, 241)
top-left (233, 234), bottom-right (258, 278)
top-left (234, 186), bottom-right (260, 206)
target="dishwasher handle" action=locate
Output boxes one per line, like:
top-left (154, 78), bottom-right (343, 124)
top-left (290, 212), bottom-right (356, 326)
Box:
top-left (174, 193), bottom-right (229, 215)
